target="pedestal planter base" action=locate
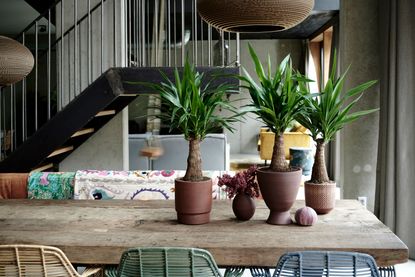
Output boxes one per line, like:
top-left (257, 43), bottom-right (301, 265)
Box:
top-left (267, 211), bottom-right (292, 225)
top-left (257, 167), bottom-right (302, 225)
top-left (175, 177), bottom-right (212, 225)
top-left (305, 181), bottom-right (336, 214)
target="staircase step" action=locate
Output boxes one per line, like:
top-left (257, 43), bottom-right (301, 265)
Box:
top-left (30, 163), bottom-right (54, 173)
top-left (47, 146), bottom-right (74, 158)
top-left (95, 110), bottom-right (116, 117)
top-left (71, 128), bottom-right (95, 138)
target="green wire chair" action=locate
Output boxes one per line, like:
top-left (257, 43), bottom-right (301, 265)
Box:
top-left (105, 247), bottom-right (222, 277)
top-left (273, 251), bottom-right (381, 277)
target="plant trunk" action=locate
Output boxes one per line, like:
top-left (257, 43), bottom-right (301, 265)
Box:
top-left (183, 138), bottom-right (203, 181)
top-left (270, 134), bottom-right (289, 171)
top-left (310, 139), bottom-right (330, 183)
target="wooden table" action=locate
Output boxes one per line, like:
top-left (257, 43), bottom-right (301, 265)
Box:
top-left (0, 199), bottom-right (408, 267)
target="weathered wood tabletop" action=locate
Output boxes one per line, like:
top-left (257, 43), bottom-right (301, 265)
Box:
top-left (0, 199), bottom-right (408, 267)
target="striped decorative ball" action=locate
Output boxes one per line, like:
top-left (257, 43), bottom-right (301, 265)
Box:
top-left (295, 206), bottom-right (318, 226)
top-left (0, 36), bottom-right (34, 86)
top-left (197, 0), bottom-right (314, 33)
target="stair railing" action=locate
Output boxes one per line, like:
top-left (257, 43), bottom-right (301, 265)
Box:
top-left (0, 0), bottom-right (240, 161)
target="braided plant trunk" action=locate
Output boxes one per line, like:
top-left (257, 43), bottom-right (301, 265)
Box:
top-left (310, 139), bottom-right (330, 183)
top-left (305, 138), bottom-right (335, 214)
top-left (183, 138), bottom-right (203, 181)
top-left (270, 134), bottom-right (289, 171)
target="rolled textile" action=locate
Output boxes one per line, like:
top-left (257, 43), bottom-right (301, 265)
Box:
top-left (28, 172), bottom-right (75, 199)
top-left (0, 173), bottom-right (29, 199)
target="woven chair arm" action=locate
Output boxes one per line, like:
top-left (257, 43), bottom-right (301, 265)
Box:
top-left (80, 265), bottom-right (104, 277)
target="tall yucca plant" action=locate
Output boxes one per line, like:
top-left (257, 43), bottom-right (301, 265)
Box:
top-left (296, 54), bottom-right (378, 183)
top-left (145, 60), bottom-right (245, 181)
top-left (239, 45), bottom-right (309, 172)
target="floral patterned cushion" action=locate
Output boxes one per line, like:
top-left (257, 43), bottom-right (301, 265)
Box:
top-left (28, 172), bottom-right (75, 199)
top-left (74, 170), bottom-right (233, 200)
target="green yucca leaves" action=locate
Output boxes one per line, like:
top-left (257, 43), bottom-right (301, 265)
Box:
top-left (151, 61), bottom-right (246, 141)
top-left (296, 52), bottom-right (378, 183)
top-left (239, 45), bottom-right (310, 136)
top-left (296, 53), bottom-right (378, 144)
top-left (131, 60), bottom-right (247, 181)
top-left (238, 44), bottom-right (310, 171)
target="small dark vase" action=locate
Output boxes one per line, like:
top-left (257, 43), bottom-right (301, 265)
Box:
top-left (232, 193), bottom-right (256, 221)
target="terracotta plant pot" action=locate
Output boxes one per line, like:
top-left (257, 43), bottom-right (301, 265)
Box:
top-left (232, 193), bottom-right (255, 221)
top-left (175, 177), bottom-right (212, 225)
top-left (304, 181), bottom-right (336, 214)
top-left (256, 167), bottom-right (302, 225)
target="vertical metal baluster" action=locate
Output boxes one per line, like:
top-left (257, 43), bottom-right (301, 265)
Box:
top-left (137, 0), bottom-right (140, 66)
top-left (167, 0), bottom-right (171, 66)
top-left (164, 0), bottom-right (168, 66)
top-left (146, 1), bottom-right (150, 66)
top-left (22, 33), bottom-right (27, 140)
top-left (181, 0), bottom-right (184, 65)
top-left (88, 0), bottom-right (91, 84)
top-left (60, 1), bottom-right (64, 111)
top-left (128, 0), bottom-right (131, 66)
top-left (194, 0), bottom-right (197, 65)
top-left (13, 84), bottom-right (16, 149)
top-left (173, 0), bottom-right (177, 66)
top-left (221, 30), bottom-right (225, 66)
top-left (101, 0), bottom-right (104, 73)
top-left (191, 0), bottom-right (195, 64)
top-left (155, 0), bottom-right (159, 65)
top-left (74, 0), bottom-right (77, 97)
top-left (208, 25), bottom-right (212, 66)
top-left (227, 32), bottom-right (231, 66)
top-left (236, 33), bottom-right (240, 66)
top-left (142, 0), bottom-right (146, 66)
top-left (35, 21), bottom-right (38, 130)
top-left (2, 91), bottom-right (5, 152)
top-left (10, 85), bottom-right (13, 151)
top-left (113, 0), bottom-right (117, 67)
top-left (47, 9), bottom-right (51, 119)
top-left (200, 18), bottom-right (204, 66)
top-left (78, 1), bottom-right (82, 93)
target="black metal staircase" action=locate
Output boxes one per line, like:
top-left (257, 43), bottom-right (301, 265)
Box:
top-left (0, 67), bottom-right (238, 172)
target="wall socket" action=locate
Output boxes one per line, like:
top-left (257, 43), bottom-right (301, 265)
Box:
top-left (358, 196), bottom-right (367, 208)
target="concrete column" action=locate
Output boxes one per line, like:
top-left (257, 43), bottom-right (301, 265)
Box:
top-left (338, 0), bottom-right (380, 211)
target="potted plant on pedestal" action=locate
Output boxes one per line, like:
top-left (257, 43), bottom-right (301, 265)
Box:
top-left (296, 55), bottom-right (377, 214)
top-left (238, 45), bottom-right (309, 225)
top-left (145, 61), bottom-right (246, 224)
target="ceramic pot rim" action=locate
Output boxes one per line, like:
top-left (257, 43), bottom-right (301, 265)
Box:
top-left (305, 180), bottom-right (336, 187)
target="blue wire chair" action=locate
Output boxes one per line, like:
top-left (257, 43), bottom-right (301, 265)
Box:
top-left (272, 251), bottom-right (381, 277)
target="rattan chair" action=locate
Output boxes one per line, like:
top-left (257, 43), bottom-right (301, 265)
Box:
top-left (272, 251), bottom-right (381, 277)
top-left (0, 245), bottom-right (102, 277)
top-left (105, 247), bottom-right (222, 277)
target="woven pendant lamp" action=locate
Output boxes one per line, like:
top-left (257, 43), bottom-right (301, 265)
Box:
top-left (197, 0), bottom-right (314, 33)
top-left (0, 36), bottom-right (34, 87)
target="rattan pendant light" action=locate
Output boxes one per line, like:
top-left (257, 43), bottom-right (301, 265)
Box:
top-left (197, 0), bottom-right (314, 33)
top-left (0, 36), bottom-right (34, 87)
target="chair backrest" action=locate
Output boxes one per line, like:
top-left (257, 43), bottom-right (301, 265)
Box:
top-left (115, 247), bottom-right (222, 277)
top-left (273, 251), bottom-right (380, 277)
top-left (0, 245), bottom-right (79, 277)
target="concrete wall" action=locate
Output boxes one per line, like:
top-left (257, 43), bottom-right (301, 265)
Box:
top-left (226, 39), bottom-right (304, 154)
top-left (338, 0), bottom-right (380, 211)
top-left (60, 111), bottom-right (129, 171)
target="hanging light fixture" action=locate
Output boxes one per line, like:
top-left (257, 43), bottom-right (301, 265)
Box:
top-left (197, 0), bottom-right (314, 33)
top-left (0, 36), bottom-right (34, 87)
